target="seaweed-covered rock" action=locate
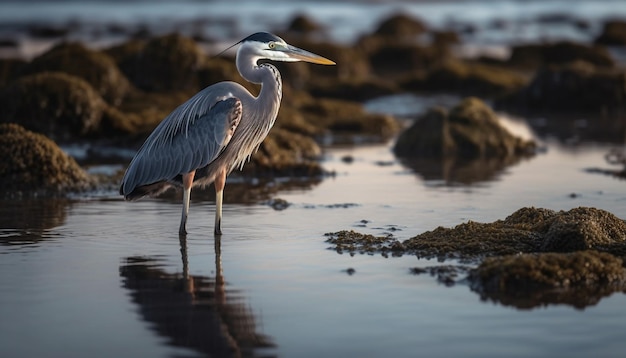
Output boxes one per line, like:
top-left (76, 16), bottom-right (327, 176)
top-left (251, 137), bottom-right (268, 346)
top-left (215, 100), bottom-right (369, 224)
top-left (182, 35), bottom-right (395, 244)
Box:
top-left (325, 207), bottom-right (626, 261)
top-left (595, 20), bottom-right (626, 46)
top-left (0, 72), bottom-right (106, 141)
top-left (468, 251), bottom-right (626, 309)
top-left (0, 123), bottom-right (93, 196)
top-left (497, 61), bottom-right (626, 113)
top-left (402, 60), bottom-right (528, 97)
top-left (508, 41), bottom-right (615, 69)
top-left (20, 42), bottom-right (131, 105)
top-left (394, 97), bottom-right (536, 159)
top-left (535, 207), bottom-right (626, 252)
top-left (112, 34), bottom-right (206, 92)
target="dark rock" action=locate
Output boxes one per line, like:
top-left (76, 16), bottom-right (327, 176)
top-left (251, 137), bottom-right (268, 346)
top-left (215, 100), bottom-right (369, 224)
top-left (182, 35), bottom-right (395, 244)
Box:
top-left (308, 77), bottom-right (401, 102)
top-left (286, 14), bottom-right (324, 35)
top-left (111, 34), bottom-right (206, 92)
top-left (508, 41), bottom-right (615, 69)
top-left (595, 20), bottom-right (626, 46)
top-left (372, 13), bottom-right (427, 38)
top-left (534, 207), bottom-right (626, 252)
top-left (0, 72), bottom-right (106, 141)
top-left (0, 58), bottom-right (26, 87)
top-left (368, 43), bottom-right (445, 77)
top-left (497, 61), bottom-right (626, 114)
top-left (20, 42), bottom-right (131, 105)
top-left (244, 128), bottom-right (324, 177)
top-left (0, 123), bottom-right (93, 197)
top-left (402, 60), bottom-right (528, 97)
top-left (468, 251), bottom-right (626, 309)
top-left (394, 97), bottom-right (536, 159)
top-left (299, 98), bottom-right (400, 144)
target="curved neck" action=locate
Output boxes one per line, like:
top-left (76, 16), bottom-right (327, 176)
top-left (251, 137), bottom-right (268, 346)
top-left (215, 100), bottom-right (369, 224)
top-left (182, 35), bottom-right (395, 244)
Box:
top-left (236, 46), bottom-right (282, 103)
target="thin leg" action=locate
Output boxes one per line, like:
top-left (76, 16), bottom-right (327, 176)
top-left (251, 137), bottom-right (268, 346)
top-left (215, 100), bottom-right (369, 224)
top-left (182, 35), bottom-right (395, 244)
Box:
top-left (214, 168), bottom-right (227, 236)
top-left (179, 170), bottom-right (196, 235)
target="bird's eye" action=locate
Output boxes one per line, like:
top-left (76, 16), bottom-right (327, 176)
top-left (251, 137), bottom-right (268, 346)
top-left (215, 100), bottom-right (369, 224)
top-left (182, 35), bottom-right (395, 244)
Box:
top-left (268, 42), bottom-right (276, 49)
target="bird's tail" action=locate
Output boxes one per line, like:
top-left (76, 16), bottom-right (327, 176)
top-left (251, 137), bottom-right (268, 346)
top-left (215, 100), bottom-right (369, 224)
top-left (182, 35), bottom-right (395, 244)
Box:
top-left (121, 181), bottom-right (172, 201)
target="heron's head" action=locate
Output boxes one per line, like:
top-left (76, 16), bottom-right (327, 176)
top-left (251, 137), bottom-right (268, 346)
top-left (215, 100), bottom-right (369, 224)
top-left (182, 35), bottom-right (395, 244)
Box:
top-left (238, 32), bottom-right (335, 65)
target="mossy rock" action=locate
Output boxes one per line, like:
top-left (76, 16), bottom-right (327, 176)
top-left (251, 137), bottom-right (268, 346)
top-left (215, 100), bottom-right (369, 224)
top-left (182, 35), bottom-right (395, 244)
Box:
top-left (402, 60), bottom-right (528, 97)
top-left (595, 20), bottom-right (626, 46)
top-left (508, 41), bottom-right (615, 69)
top-left (372, 13), bottom-right (427, 38)
top-left (20, 42), bottom-right (131, 106)
top-left (112, 33), bottom-right (206, 92)
top-left (394, 97), bottom-right (536, 159)
top-left (0, 72), bottom-right (106, 141)
top-left (533, 207), bottom-right (626, 252)
top-left (497, 61), bottom-right (626, 113)
top-left (0, 123), bottom-right (93, 197)
top-left (470, 250), bottom-right (625, 291)
top-left (325, 206), bottom-right (626, 261)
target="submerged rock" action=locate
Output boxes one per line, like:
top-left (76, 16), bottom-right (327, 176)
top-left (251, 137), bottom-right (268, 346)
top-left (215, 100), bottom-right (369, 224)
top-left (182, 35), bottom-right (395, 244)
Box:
top-left (394, 97), bottom-right (536, 159)
top-left (20, 42), bottom-right (131, 106)
top-left (0, 72), bottom-right (106, 141)
top-left (0, 123), bottom-right (93, 197)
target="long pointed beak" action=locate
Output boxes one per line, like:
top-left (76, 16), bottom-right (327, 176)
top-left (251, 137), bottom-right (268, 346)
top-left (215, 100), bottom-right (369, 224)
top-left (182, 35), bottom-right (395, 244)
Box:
top-left (284, 44), bottom-right (336, 65)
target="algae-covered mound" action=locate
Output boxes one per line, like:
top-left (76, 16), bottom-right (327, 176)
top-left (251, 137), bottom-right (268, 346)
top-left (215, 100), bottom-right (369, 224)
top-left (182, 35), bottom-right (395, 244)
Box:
top-left (0, 72), bottom-right (106, 141)
top-left (20, 42), bottom-right (131, 106)
top-left (325, 207), bottom-right (626, 261)
top-left (469, 251), bottom-right (626, 293)
top-left (324, 207), bottom-right (626, 308)
top-left (468, 251), bottom-right (626, 309)
top-left (394, 97), bottom-right (536, 159)
top-left (0, 123), bottom-right (93, 197)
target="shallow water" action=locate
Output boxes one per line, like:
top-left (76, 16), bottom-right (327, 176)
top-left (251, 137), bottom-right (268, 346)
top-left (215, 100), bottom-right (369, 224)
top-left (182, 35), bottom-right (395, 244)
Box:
top-left (2, 122), bottom-right (626, 357)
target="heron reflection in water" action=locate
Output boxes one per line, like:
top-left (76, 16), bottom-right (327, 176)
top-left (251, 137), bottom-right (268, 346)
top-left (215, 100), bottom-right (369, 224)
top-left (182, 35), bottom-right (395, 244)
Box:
top-left (119, 32), bottom-right (335, 235)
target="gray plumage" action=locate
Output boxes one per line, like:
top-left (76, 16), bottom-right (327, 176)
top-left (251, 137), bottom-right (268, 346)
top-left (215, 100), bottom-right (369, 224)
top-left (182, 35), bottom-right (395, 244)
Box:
top-left (119, 32), bottom-right (335, 235)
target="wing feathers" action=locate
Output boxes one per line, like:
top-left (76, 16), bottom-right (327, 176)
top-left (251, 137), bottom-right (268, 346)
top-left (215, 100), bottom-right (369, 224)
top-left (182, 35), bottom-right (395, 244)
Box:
top-left (120, 97), bottom-right (242, 197)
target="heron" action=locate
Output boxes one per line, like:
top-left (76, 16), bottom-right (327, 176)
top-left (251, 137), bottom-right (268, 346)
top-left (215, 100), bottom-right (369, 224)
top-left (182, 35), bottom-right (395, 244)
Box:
top-left (119, 32), bottom-right (335, 235)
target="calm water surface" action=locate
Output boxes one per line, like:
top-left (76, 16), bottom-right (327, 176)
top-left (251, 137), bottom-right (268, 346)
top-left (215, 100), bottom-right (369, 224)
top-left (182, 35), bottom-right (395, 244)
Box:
top-left (2, 127), bottom-right (626, 357)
